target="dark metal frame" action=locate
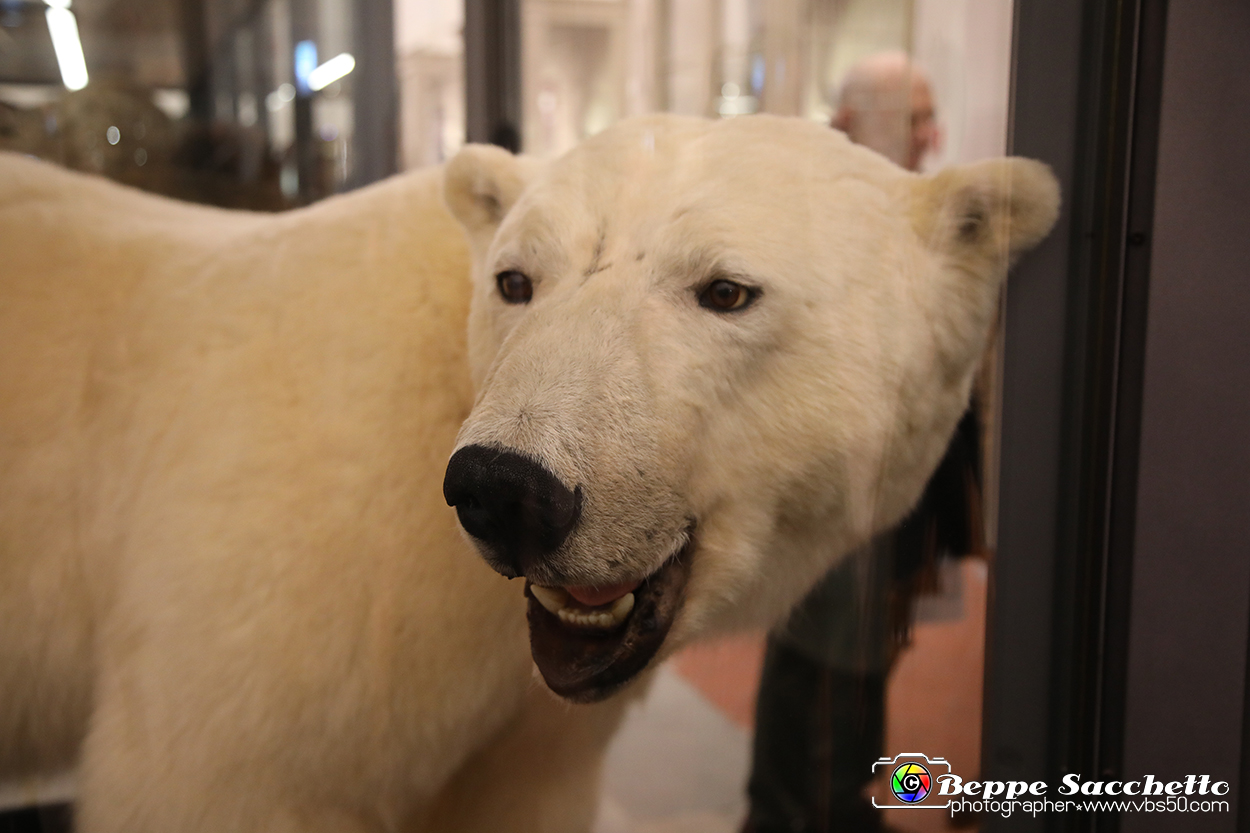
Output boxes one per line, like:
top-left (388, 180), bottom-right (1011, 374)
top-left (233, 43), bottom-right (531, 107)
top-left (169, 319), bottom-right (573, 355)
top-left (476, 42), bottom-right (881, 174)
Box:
top-left (984, 2), bottom-right (1168, 830)
top-left (347, 0), bottom-right (397, 187)
top-left (1242, 603), bottom-right (1250, 830)
top-left (464, 0), bottom-right (521, 149)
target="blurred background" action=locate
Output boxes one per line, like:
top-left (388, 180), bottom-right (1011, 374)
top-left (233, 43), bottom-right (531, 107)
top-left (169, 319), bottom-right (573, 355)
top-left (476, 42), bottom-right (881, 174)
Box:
top-left (5, 3), bottom-right (1247, 833)
top-left (0, 0), bottom-right (390, 207)
top-left (0, 0), bottom-right (1012, 202)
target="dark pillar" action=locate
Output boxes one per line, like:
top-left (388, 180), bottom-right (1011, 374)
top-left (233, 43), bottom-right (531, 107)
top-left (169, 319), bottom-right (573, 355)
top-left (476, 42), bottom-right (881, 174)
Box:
top-left (464, 0), bottom-right (521, 150)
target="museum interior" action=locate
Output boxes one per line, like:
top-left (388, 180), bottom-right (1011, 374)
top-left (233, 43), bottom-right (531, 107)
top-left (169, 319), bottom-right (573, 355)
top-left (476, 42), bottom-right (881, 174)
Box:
top-left (0, 1), bottom-right (1246, 832)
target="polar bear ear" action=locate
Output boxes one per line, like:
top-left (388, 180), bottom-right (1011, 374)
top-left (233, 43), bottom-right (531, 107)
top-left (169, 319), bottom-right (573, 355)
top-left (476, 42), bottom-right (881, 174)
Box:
top-left (911, 157), bottom-right (1061, 265)
top-left (444, 144), bottom-right (543, 254)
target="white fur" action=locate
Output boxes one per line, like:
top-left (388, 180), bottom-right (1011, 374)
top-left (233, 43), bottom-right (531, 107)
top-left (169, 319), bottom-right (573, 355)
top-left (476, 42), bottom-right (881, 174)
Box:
top-left (446, 113), bottom-right (1059, 655)
top-left (0, 113), bottom-right (1057, 832)
top-left (0, 155), bottom-right (624, 832)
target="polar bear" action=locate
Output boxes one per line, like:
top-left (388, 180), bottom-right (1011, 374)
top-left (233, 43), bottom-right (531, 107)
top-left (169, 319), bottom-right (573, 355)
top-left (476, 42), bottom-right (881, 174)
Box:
top-left (442, 113), bottom-right (1058, 704)
top-left (0, 113), bottom-right (1057, 832)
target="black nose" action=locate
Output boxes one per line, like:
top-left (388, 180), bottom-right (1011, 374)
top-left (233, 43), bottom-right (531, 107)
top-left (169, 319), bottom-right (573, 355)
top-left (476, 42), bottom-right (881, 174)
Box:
top-left (443, 445), bottom-right (582, 577)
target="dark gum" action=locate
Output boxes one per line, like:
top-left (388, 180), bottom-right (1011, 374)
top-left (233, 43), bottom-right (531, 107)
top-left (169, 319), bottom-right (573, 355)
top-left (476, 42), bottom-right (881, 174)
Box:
top-left (524, 540), bottom-right (693, 703)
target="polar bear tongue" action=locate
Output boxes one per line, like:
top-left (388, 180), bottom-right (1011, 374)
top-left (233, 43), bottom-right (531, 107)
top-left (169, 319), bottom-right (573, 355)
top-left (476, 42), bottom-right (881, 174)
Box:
top-left (565, 581), bottom-right (641, 608)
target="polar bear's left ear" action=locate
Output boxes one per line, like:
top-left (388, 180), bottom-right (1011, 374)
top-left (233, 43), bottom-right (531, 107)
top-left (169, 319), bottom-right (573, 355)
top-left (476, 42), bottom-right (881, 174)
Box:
top-left (444, 144), bottom-right (543, 255)
top-left (911, 157), bottom-right (1061, 265)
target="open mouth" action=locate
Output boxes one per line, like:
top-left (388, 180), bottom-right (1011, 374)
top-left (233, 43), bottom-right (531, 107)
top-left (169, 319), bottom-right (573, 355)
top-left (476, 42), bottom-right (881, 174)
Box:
top-left (524, 535), bottom-right (693, 703)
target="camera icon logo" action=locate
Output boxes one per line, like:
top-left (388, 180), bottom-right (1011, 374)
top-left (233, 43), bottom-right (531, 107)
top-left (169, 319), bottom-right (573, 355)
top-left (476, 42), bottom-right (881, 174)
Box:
top-left (891, 761), bottom-right (931, 802)
top-left (871, 753), bottom-right (952, 809)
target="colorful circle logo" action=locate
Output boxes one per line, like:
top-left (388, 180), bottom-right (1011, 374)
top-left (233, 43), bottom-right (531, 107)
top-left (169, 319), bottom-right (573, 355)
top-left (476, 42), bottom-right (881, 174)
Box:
top-left (890, 762), bottom-right (932, 803)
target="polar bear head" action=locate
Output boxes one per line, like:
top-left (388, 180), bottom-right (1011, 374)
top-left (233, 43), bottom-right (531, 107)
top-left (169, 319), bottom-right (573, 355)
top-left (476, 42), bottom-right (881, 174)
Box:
top-left (442, 114), bottom-right (1058, 703)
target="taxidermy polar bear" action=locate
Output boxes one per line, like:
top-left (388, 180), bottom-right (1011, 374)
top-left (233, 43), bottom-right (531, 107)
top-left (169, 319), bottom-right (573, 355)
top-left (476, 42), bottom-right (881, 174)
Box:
top-left (0, 113), bottom-right (1057, 832)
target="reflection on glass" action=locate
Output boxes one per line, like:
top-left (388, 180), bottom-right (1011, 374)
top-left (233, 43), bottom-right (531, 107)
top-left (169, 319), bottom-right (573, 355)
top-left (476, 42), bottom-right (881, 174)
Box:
top-left (517, 0), bottom-right (1010, 170)
top-left (0, 0), bottom-right (379, 209)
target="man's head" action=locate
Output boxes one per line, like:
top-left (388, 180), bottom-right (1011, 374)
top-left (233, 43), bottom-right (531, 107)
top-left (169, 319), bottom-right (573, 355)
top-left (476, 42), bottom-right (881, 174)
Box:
top-left (832, 51), bottom-right (938, 172)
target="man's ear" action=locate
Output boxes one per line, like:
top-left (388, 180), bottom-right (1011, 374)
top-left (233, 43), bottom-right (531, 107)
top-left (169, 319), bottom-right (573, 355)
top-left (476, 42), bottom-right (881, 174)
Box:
top-left (443, 144), bottom-right (543, 257)
top-left (911, 157), bottom-right (1061, 265)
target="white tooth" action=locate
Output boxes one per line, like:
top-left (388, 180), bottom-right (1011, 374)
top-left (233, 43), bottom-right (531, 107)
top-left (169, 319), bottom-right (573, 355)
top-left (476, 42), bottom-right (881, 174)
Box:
top-left (608, 593), bottom-right (635, 622)
top-left (530, 585), bottom-right (568, 615)
top-left (548, 594), bottom-right (635, 631)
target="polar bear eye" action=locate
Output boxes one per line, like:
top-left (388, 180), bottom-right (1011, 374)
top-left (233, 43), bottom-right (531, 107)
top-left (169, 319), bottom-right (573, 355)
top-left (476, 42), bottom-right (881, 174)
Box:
top-left (496, 270), bottom-right (533, 304)
top-left (698, 279), bottom-right (755, 312)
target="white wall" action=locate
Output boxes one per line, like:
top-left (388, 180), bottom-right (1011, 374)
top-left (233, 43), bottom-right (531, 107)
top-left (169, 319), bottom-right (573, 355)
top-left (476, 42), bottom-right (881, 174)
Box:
top-left (911, 0), bottom-right (1013, 169)
top-left (394, 0), bottom-right (462, 55)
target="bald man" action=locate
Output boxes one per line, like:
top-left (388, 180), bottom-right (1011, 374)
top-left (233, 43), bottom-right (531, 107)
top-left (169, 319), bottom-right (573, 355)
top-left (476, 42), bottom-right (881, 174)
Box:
top-left (745, 52), bottom-right (979, 833)
top-left (832, 50), bottom-right (939, 172)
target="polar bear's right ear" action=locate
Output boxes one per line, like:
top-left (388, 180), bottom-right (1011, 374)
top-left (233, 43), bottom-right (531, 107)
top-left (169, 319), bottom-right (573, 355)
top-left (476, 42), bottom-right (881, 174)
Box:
top-left (906, 157), bottom-right (1060, 376)
top-left (443, 144), bottom-right (543, 254)
top-left (910, 157), bottom-right (1061, 266)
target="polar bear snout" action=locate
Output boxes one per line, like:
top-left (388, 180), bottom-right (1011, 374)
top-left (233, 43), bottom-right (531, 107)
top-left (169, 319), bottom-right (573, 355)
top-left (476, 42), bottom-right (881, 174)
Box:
top-left (443, 444), bottom-right (583, 578)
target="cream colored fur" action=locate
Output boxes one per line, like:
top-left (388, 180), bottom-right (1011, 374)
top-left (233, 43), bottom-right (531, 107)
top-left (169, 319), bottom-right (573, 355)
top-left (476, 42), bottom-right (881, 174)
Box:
top-left (0, 112), bottom-right (1057, 832)
top-left (446, 113), bottom-right (1058, 657)
top-left (0, 155), bottom-right (625, 831)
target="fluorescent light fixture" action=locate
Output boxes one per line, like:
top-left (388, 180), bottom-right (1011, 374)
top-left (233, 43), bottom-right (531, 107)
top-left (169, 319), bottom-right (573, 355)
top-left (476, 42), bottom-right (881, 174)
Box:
top-left (307, 53), bottom-right (355, 92)
top-left (45, 6), bottom-right (88, 91)
top-left (44, 0), bottom-right (72, 9)
top-left (294, 40), bottom-right (318, 95)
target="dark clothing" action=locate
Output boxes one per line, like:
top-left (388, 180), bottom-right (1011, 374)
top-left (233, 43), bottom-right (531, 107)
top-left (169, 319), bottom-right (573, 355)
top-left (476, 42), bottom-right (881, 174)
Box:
top-left (745, 641), bottom-right (886, 833)
top-left (745, 406), bottom-right (984, 833)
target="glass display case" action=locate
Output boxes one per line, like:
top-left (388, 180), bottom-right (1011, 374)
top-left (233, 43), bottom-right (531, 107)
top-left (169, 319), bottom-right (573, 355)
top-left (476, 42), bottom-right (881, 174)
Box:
top-left (0, 0), bottom-right (393, 208)
top-left (5, 1), bottom-right (1241, 831)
